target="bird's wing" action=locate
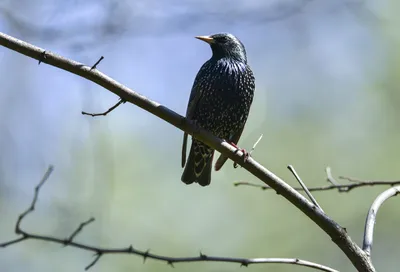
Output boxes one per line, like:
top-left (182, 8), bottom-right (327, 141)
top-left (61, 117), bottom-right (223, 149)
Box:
top-left (186, 76), bottom-right (205, 119)
top-left (181, 69), bottom-right (207, 168)
top-left (215, 65), bottom-right (255, 170)
top-left (214, 124), bottom-right (245, 171)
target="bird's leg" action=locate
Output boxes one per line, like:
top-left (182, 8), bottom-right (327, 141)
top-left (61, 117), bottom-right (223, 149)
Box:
top-left (230, 142), bottom-right (250, 168)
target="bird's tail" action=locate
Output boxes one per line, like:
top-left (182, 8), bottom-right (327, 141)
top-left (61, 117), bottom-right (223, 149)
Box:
top-left (181, 140), bottom-right (214, 186)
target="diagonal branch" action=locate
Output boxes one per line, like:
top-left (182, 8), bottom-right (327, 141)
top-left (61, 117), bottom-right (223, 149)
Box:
top-left (0, 167), bottom-right (338, 272)
top-left (0, 31), bottom-right (374, 272)
top-left (362, 186), bottom-right (400, 258)
top-left (288, 165), bottom-right (324, 211)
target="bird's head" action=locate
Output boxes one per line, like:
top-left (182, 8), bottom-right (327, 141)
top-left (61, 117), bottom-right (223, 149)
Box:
top-left (195, 33), bottom-right (247, 63)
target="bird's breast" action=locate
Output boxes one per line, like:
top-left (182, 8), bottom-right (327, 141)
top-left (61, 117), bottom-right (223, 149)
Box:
top-left (192, 58), bottom-right (255, 137)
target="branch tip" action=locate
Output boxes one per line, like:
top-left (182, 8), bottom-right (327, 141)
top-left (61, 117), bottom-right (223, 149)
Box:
top-left (90, 56), bottom-right (104, 70)
top-left (65, 217), bottom-right (95, 244)
top-left (15, 165), bottom-right (54, 234)
top-left (82, 99), bottom-right (124, 117)
top-left (85, 252), bottom-right (102, 270)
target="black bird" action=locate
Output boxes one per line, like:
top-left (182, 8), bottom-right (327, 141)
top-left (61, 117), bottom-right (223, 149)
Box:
top-left (181, 33), bottom-right (255, 186)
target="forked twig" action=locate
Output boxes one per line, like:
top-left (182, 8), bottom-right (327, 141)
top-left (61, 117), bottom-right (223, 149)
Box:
top-left (82, 99), bottom-right (125, 117)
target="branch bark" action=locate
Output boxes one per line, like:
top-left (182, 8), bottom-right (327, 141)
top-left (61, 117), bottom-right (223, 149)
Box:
top-left (363, 186), bottom-right (400, 258)
top-left (0, 31), bottom-right (375, 271)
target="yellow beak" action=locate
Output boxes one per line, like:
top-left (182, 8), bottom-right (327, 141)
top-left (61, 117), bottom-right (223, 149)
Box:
top-left (195, 36), bottom-right (215, 44)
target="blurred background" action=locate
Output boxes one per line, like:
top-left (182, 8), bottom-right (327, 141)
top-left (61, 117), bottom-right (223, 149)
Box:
top-left (0, 0), bottom-right (399, 271)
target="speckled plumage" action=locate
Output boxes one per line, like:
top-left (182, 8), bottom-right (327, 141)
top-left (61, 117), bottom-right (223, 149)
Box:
top-left (181, 33), bottom-right (255, 186)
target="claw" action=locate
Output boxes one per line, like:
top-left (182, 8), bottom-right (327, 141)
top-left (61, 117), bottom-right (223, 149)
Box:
top-left (230, 142), bottom-right (250, 168)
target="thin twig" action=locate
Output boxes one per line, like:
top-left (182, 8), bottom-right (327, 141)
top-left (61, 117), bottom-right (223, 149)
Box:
top-left (362, 186), bottom-right (400, 258)
top-left (85, 252), bottom-right (102, 270)
top-left (90, 56), bottom-right (104, 70)
top-left (250, 134), bottom-right (263, 155)
top-left (288, 165), bottom-right (324, 212)
top-left (65, 217), bottom-right (95, 245)
top-left (234, 181), bottom-right (400, 192)
top-left (82, 99), bottom-right (125, 117)
top-left (339, 176), bottom-right (400, 184)
top-left (235, 167), bottom-right (400, 193)
top-left (15, 165), bottom-right (54, 235)
top-left (0, 237), bottom-right (27, 247)
top-left (326, 167), bottom-right (340, 186)
top-left (0, 166), bottom-right (338, 272)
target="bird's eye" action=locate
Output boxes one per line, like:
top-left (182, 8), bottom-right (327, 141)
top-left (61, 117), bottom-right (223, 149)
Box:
top-left (216, 36), bottom-right (229, 43)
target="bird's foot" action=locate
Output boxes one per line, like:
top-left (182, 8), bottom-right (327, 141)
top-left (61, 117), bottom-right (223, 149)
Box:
top-left (230, 142), bottom-right (250, 168)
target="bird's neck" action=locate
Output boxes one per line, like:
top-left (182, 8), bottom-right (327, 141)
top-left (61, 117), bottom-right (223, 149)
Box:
top-left (211, 57), bottom-right (247, 73)
top-left (211, 54), bottom-right (247, 64)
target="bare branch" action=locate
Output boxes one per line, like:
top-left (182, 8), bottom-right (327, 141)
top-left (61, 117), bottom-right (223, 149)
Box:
top-left (0, 31), bottom-right (375, 271)
top-left (2, 234), bottom-right (340, 271)
top-left (0, 167), bottom-right (338, 272)
top-left (0, 237), bottom-right (27, 247)
top-left (15, 165), bottom-right (54, 235)
top-left (362, 186), bottom-right (400, 258)
top-left (235, 167), bottom-right (400, 193)
top-left (288, 165), bottom-right (324, 212)
top-left (339, 176), bottom-right (400, 184)
top-left (326, 167), bottom-right (340, 186)
top-left (82, 99), bottom-right (125, 117)
top-left (64, 217), bottom-right (95, 245)
top-left (85, 252), bottom-right (102, 270)
top-left (337, 177), bottom-right (400, 192)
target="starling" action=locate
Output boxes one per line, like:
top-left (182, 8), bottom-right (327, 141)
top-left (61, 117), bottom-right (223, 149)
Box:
top-left (181, 33), bottom-right (255, 186)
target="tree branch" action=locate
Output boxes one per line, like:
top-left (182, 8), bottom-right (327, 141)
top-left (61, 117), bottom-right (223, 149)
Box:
top-left (82, 99), bottom-right (125, 117)
top-left (362, 186), bottom-right (400, 258)
top-left (15, 165), bottom-right (54, 235)
top-left (235, 167), bottom-right (400, 193)
top-left (288, 165), bottom-right (324, 212)
top-left (0, 167), bottom-right (338, 272)
top-left (0, 31), bottom-right (375, 271)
